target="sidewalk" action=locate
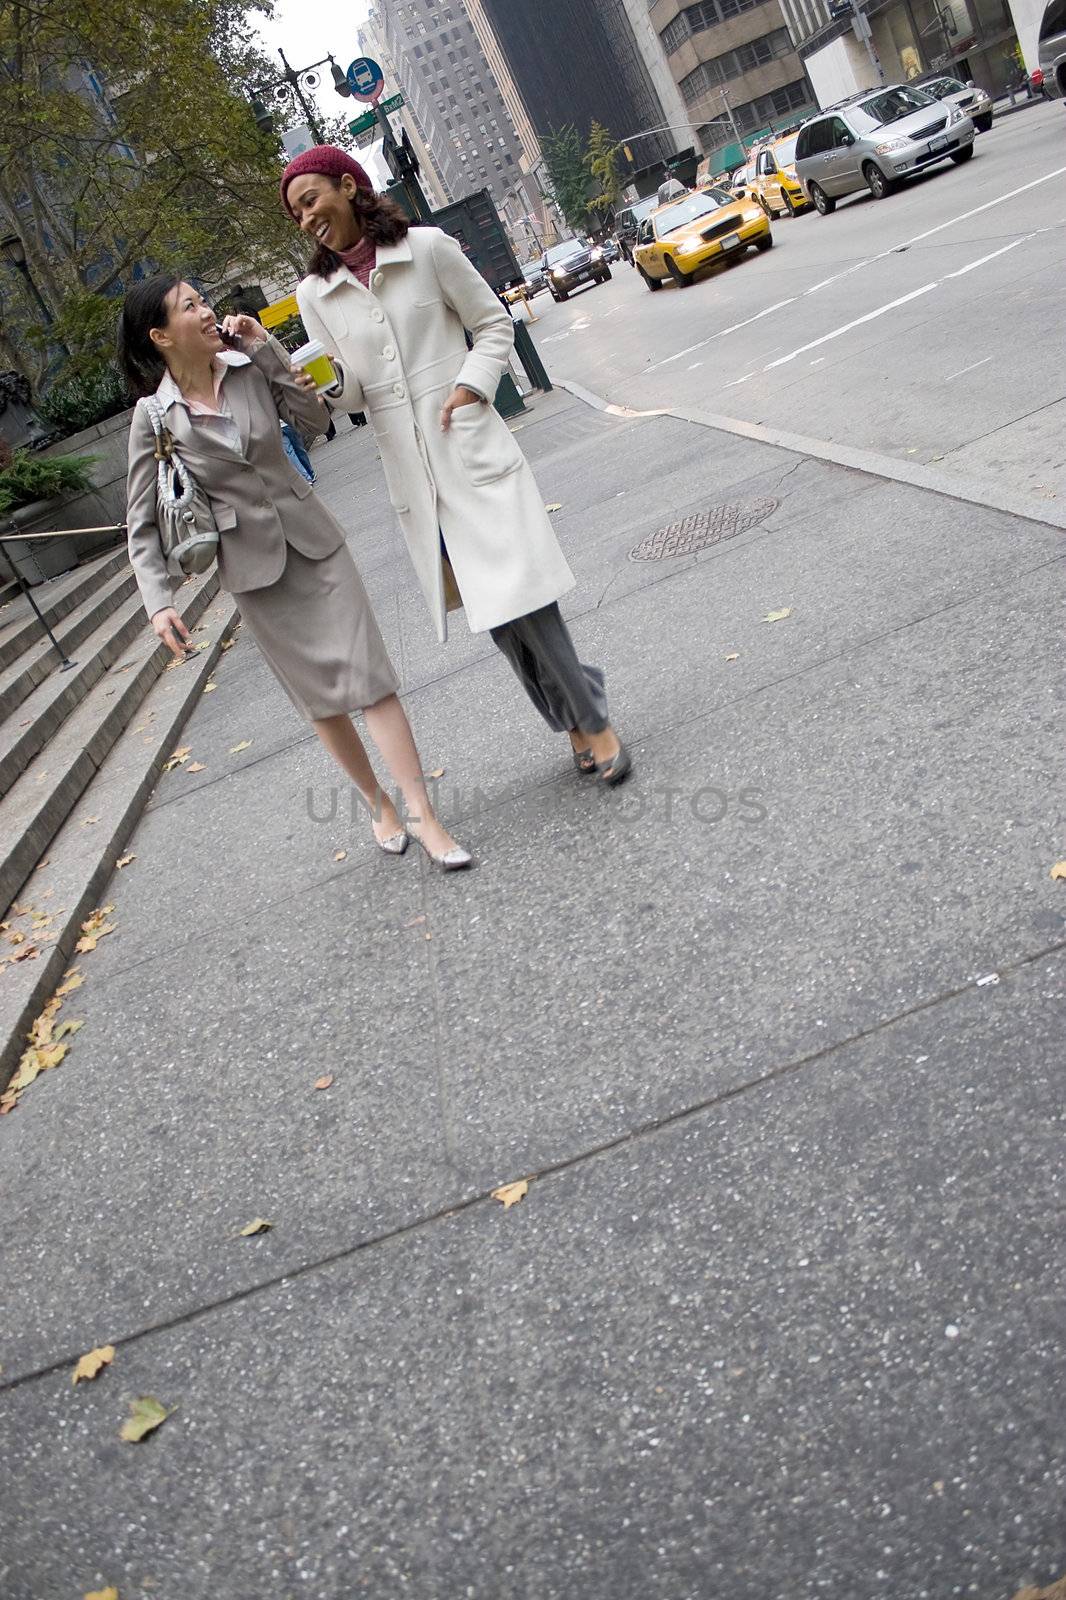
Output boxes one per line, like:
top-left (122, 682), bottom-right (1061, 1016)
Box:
top-left (1, 385), bottom-right (1063, 1599)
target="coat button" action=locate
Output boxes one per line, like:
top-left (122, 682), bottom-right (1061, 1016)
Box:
top-left (372, 272), bottom-right (383, 288)
top-left (371, 309), bottom-right (385, 323)
top-left (382, 344), bottom-right (396, 359)
top-left (392, 382), bottom-right (405, 398)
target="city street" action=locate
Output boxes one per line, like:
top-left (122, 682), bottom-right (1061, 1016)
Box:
top-left (530, 100), bottom-right (1066, 503)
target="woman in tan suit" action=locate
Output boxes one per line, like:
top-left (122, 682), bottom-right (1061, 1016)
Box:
top-left (119, 274), bottom-right (470, 868)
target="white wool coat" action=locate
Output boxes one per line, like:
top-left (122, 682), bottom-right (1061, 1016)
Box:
top-left (296, 226), bottom-right (574, 640)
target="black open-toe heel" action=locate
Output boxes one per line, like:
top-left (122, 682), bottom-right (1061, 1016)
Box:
top-left (596, 741), bottom-right (631, 787)
top-left (572, 747), bottom-right (596, 775)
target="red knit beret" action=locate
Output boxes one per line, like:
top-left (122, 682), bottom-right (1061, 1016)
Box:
top-left (280, 146), bottom-right (374, 216)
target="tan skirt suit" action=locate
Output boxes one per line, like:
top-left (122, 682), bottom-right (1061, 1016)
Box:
top-left (125, 333), bottom-right (397, 720)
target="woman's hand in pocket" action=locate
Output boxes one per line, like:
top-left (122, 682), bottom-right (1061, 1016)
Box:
top-left (151, 607), bottom-right (193, 662)
top-left (440, 385), bottom-right (484, 432)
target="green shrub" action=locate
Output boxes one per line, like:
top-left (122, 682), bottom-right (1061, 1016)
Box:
top-left (0, 450), bottom-right (98, 515)
top-left (37, 365), bottom-right (130, 437)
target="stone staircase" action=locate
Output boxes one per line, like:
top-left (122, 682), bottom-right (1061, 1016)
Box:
top-left (0, 544), bottom-right (239, 1090)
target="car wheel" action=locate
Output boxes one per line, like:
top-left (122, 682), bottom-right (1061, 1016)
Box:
top-left (950, 144), bottom-right (975, 163)
top-left (783, 191), bottom-right (797, 217)
top-left (637, 264), bottom-right (662, 292)
top-left (666, 256), bottom-right (693, 288)
top-left (597, 267), bottom-right (612, 282)
top-left (863, 161), bottom-right (894, 200)
top-left (975, 113), bottom-right (992, 132)
top-left (556, 286), bottom-right (570, 300)
top-left (809, 182), bottom-right (835, 215)
top-left (755, 233), bottom-right (774, 251)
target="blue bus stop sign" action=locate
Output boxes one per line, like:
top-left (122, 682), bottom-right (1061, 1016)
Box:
top-left (346, 57), bottom-right (385, 101)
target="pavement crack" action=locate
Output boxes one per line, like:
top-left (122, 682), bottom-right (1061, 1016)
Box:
top-left (3, 940), bottom-right (1062, 1398)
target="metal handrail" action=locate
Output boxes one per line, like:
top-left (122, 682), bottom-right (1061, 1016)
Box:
top-left (0, 523), bottom-right (127, 669)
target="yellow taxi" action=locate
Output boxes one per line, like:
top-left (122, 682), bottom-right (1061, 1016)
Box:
top-left (745, 132), bottom-right (811, 218)
top-left (632, 187), bottom-right (772, 289)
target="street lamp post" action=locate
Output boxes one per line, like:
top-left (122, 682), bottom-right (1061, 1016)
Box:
top-left (0, 234), bottom-right (70, 358)
top-left (251, 49), bottom-right (351, 144)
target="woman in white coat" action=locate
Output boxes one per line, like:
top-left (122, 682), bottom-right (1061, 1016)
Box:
top-left (282, 147), bottom-right (630, 786)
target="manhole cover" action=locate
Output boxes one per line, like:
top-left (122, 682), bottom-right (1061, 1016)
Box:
top-left (628, 497), bottom-right (779, 562)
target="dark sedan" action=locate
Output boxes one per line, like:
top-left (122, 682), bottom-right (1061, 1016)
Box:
top-left (540, 238), bottom-right (612, 301)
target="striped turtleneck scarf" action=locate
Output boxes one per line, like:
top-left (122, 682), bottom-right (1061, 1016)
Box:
top-left (337, 234), bottom-right (377, 288)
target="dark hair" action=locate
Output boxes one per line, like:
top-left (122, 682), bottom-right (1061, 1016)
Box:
top-left (306, 183), bottom-right (410, 278)
top-left (116, 273), bottom-right (182, 397)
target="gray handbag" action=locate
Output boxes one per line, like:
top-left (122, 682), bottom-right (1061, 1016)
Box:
top-left (139, 395), bottom-right (220, 577)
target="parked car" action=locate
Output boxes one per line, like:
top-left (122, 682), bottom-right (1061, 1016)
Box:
top-left (599, 237), bottom-right (621, 263)
top-left (746, 132), bottom-right (812, 216)
top-left (730, 162), bottom-right (756, 200)
top-left (540, 238), bottom-right (612, 300)
top-left (794, 84), bottom-right (975, 214)
top-left (632, 187), bottom-right (772, 290)
top-left (1038, 0), bottom-right (1066, 97)
top-left (614, 195), bottom-right (660, 263)
top-left (916, 72), bottom-right (994, 131)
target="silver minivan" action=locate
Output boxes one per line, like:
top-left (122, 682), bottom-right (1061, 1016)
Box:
top-left (1038, 0), bottom-right (1066, 96)
top-left (794, 84), bottom-right (975, 214)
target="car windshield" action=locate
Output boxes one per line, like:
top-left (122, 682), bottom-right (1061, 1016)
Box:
top-left (655, 192), bottom-right (731, 237)
top-left (773, 136), bottom-right (799, 165)
top-left (854, 86), bottom-right (936, 125)
top-left (522, 265), bottom-right (540, 279)
top-left (923, 76), bottom-right (967, 95)
top-left (544, 240), bottom-right (587, 263)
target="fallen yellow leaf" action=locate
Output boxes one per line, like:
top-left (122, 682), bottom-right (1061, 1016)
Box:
top-left (762, 608), bottom-right (792, 623)
top-left (115, 855), bottom-right (136, 870)
top-left (75, 922), bottom-right (115, 954)
top-left (55, 973), bottom-right (84, 997)
top-left (1051, 862), bottom-right (1066, 882)
top-left (229, 740), bottom-right (252, 754)
top-left (724, 653), bottom-right (739, 662)
top-left (119, 1395), bottom-right (176, 1443)
top-left (238, 1217), bottom-right (273, 1236)
top-left (72, 1344), bottom-right (115, 1386)
top-left (220, 638), bottom-right (236, 652)
top-left (491, 1179), bottom-right (529, 1210)
top-left (333, 850), bottom-right (347, 862)
top-left (313, 1074), bottom-right (334, 1090)
top-left (53, 1019), bottom-right (84, 1042)
top-left (84, 1588), bottom-right (119, 1600)
top-left (202, 681), bottom-right (217, 693)
top-left (186, 762), bottom-right (207, 774)
top-left (80, 816), bottom-right (101, 827)
top-left (427, 767), bottom-right (445, 780)
top-left (544, 502), bottom-right (562, 513)
top-left (35, 858), bottom-right (50, 870)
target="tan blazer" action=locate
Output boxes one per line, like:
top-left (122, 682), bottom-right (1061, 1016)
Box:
top-left (126, 335), bottom-right (336, 619)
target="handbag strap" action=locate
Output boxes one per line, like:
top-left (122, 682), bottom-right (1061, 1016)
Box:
top-left (139, 395), bottom-right (196, 513)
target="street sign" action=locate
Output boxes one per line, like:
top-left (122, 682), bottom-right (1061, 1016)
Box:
top-left (348, 93), bottom-right (404, 137)
top-left (346, 56), bottom-right (384, 101)
top-left (281, 124), bottom-right (314, 158)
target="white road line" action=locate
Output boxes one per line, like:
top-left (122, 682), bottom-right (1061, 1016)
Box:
top-left (725, 371), bottom-right (757, 386)
top-left (646, 297), bottom-right (798, 371)
top-left (760, 229), bottom-right (1044, 374)
top-left (764, 283), bottom-right (939, 370)
top-left (943, 233), bottom-right (1034, 277)
top-left (805, 259), bottom-right (871, 294)
top-left (944, 354), bottom-right (994, 382)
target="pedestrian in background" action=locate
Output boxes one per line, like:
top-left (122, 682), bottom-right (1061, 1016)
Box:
top-left (118, 273), bottom-right (471, 869)
top-left (281, 146), bottom-right (630, 786)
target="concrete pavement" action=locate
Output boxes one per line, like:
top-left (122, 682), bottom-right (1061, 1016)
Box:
top-left (0, 380), bottom-right (1063, 1598)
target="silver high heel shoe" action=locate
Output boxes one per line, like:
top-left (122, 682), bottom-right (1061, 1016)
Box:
top-left (376, 829), bottom-right (410, 856)
top-left (412, 832), bottom-right (474, 872)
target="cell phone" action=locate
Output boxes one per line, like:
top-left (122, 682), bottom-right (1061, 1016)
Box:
top-left (215, 322), bottom-right (240, 347)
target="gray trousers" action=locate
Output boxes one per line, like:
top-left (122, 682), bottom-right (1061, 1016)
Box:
top-left (490, 603), bottom-right (608, 735)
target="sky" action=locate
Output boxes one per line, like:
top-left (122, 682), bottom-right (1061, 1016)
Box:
top-left (254, 0), bottom-right (393, 182)
top-left (254, 0), bottom-right (372, 100)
